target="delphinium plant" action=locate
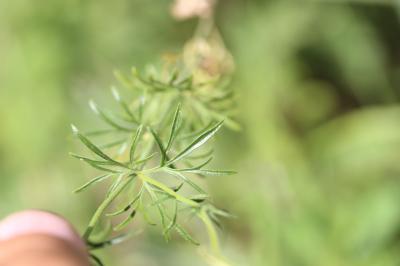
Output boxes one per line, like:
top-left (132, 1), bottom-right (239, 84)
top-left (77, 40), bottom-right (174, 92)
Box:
top-left (71, 1), bottom-right (237, 265)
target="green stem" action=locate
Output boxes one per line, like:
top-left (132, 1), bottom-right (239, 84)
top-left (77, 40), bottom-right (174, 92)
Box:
top-left (84, 175), bottom-right (134, 240)
top-left (199, 209), bottom-right (221, 255)
top-left (138, 173), bottom-right (199, 208)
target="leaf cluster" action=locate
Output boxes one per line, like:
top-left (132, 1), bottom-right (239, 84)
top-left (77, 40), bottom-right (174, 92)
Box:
top-left (114, 66), bottom-right (240, 130)
top-left (71, 66), bottom-right (237, 264)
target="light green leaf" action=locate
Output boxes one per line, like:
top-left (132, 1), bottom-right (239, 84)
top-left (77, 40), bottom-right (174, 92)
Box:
top-left (167, 121), bottom-right (223, 166)
top-left (106, 192), bottom-right (142, 217)
top-left (165, 169), bottom-right (206, 194)
top-left (71, 125), bottom-right (126, 168)
top-left (166, 104), bottom-right (181, 151)
top-left (89, 100), bottom-right (133, 131)
top-left (145, 183), bottom-right (167, 228)
top-left (178, 169), bottom-right (236, 177)
top-left (111, 87), bottom-right (139, 124)
top-left (174, 224), bottom-right (199, 245)
top-left (150, 128), bottom-right (166, 166)
top-left (88, 232), bottom-right (135, 250)
top-left (130, 125), bottom-right (143, 164)
top-left (163, 201), bottom-right (178, 240)
top-left (114, 210), bottom-right (136, 231)
top-left (74, 174), bottom-right (113, 193)
top-left (70, 153), bottom-right (117, 166)
top-left (177, 157), bottom-right (213, 171)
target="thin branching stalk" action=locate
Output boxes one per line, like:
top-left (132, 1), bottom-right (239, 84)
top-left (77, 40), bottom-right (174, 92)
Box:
top-left (84, 175), bottom-right (135, 239)
top-left (71, 65), bottom-right (237, 265)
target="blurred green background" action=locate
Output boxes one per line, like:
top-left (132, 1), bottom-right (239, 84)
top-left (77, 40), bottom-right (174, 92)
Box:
top-left (1, 0), bottom-right (400, 265)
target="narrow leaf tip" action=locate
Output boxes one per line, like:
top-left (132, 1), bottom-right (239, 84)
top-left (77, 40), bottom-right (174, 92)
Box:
top-left (111, 87), bottom-right (121, 102)
top-left (71, 124), bottom-right (79, 134)
top-left (89, 100), bottom-right (99, 114)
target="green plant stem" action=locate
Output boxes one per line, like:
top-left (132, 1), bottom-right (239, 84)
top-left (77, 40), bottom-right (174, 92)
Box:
top-left (199, 209), bottom-right (221, 255)
top-left (138, 173), bottom-right (199, 208)
top-left (84, 175), bottom-right (134, 240)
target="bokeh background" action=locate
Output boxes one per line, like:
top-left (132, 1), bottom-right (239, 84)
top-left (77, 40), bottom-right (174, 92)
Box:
top-left (1, 0), bottom-right (400, 265)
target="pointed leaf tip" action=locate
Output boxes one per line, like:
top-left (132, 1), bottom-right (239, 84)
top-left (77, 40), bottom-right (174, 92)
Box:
top-left (111, 87), bottom-right (121, 102)
top-left (167, 120), bottom-right (224, 165)
top-left (89, 100), bottom-right (99, 114)
top-left (71, 124), bottom-right (78, 134)
top-left (166, 104), bottom-right (182, 151)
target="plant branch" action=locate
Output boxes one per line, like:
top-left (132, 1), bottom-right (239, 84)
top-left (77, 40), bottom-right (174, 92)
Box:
top-left (83, 175), bottom-right (135, 240)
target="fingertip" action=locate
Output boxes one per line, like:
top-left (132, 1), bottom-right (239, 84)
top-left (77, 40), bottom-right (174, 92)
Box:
top-left (0, 210), bottom-right (86, 252)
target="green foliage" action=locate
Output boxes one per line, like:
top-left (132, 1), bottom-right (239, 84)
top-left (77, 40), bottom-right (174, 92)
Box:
top-left (71, 66), bottom-right (237, 262)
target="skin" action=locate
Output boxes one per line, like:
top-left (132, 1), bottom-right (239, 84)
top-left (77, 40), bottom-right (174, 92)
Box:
top-left (0, 211), bottom-right (90, 266)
